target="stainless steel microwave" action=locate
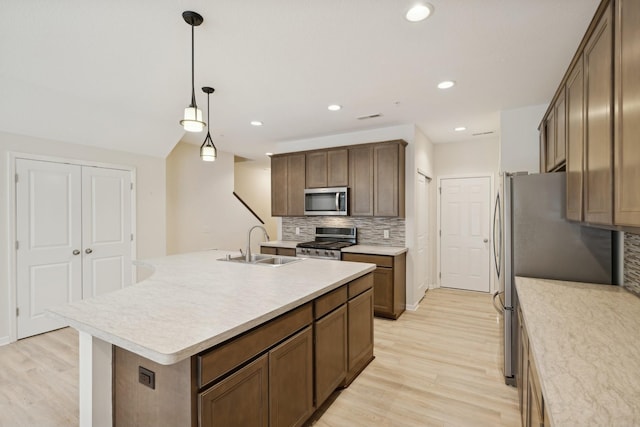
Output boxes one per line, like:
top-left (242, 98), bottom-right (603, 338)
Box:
top-left (304, 187), bottom-right (348, 216)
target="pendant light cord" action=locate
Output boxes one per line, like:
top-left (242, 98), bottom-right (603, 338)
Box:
top-left (190, 23), bottom-right (197, 108)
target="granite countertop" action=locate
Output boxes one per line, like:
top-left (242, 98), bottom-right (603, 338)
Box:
top-left (342, 245), bottom-right (407, 256)
top-left (516, 277), bottom-right (640, 426)
top-left (49, 250), bottom-right (375, 366)
top-left (260, 240), bottom-right (300, 249)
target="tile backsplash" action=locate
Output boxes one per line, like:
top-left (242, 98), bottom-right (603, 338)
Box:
top-left (624, 232), bottom-right (640, 295)
top-left (282, 217), bottom-right (405, 247)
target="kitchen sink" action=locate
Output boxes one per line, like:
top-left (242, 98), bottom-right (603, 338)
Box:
top-left (218, 254), bottom-right (301, 267)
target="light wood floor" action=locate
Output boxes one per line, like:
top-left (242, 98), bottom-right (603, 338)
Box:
top-left (0, 288), bottom-right (519, 427)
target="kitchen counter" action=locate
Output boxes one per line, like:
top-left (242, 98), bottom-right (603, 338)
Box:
top-left (260, 240), bottom-right (300, 249)
top-left (342, 245), bottom-right (407, 256)
top-left (49, 250), bottom-right (375, 365)
top-left (516, 277), bottom-right (640, 426)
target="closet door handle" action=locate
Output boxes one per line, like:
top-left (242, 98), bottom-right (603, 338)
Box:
top-left (72, 249), bottom-right (80, 255)
top-left (85, 248), bottom-right (93, 254)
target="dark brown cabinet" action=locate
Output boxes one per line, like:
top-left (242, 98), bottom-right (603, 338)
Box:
top-left (348, 145), bottom-right (375, 216)
top-left (199, 355), bottom-right (269, 427)
top-left (314, 304), bottom-right (348, 407)
top-left (542, 91), bottom-right (566, 173)
top-left (345, 288), bottom-right (374, 386)
top-left (271, 153), bottom-right (305, 216)
top-left (614, 0), bottom-right (640, 227)
top-left (566, 55), bottom-right (585, 222)
top-left (260, 246), bottom-right (296, 257)
top-left (584, 2), bottom-right (613, 225)
top-left (544, 112), bottom-right (557, 172)
top-left (269, 327), bottom-right (314, 427)
top-left (306, 149), bottom-right (348, 188)
top-left (342, 252), bottom-right (406, 319)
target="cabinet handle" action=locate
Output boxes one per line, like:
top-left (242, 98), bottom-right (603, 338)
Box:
top-left (72, 249), bottom-right (80, 255)
top-left (85, 248), bottom-right (93, 254)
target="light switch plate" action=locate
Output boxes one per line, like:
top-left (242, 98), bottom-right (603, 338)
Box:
top-left (295, 227), bottom-right (300, 235)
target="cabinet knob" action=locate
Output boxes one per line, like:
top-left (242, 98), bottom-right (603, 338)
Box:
top-left (85, 248), bottom-right (93, 254)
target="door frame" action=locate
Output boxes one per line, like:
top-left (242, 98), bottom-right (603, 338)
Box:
top-left (6, 152), bottom-right (137, 343)
top-left (436, 173), bottom-right (495, 292)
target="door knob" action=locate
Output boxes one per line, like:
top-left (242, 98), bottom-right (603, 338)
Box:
top-left (85, 248), bottom-right (93, 254)
top-left (483, 238), bottom-right (489, 243)
top-left (72, 249), bottom-right (80, 255)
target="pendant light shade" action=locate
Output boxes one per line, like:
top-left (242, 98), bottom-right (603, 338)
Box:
top-left (180, 11), bottom-right (205, 133)
top-left (200, 87), bottom-right (217, 162)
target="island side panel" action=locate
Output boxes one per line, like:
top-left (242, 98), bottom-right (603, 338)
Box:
top-left (79, 332), bottom-right (112, 427)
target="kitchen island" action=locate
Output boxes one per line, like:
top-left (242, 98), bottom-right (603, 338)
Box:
top-left (50, 250), bottom-right (376, 427)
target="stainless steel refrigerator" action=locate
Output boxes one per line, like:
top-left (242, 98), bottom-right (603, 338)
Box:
top-left (492, 172), bottom-right (617, 386)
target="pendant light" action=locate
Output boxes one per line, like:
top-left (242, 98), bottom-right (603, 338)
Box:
top-left (180, 11), bottom-right (206, 132)
top-left (200, 87), bottom-right (217, 162)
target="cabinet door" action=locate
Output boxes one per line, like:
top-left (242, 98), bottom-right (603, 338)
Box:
top-left (566, 56), bottom-right (585, 222)
top-left (373, 267), bottom-right (394, 317)
top-left (261, 246), bottom-right (277, 255)
top-left (271, 156), bottom-right (288, 216)
top-left (315, 305), bottom-right (348, 406)
top-left (269, 326), bottom-right (314, 427)
top-left (276, 247), bottom-right (296, 257)
top-left (614, 0), bottom-right (640, 226)
top-left (327, 149), bottom-right (349, 187)
top-left (584, 2), bottom-right (613, 225)
top-left (544, 114), bottom-right (556, 173)
top-left (199, 354), bottom-right (269, 427)
top-left (287, 154), bottom-right (306, 216)
top-left (374, 143), bottom-right (400, 216)
top-left (349, 146), bottom-right (374, 216)
top-left (306, 151), bottom-right (327, 188)
top-left (554, 89), bottom-right (567, 168)
top-left (346, 289), bottom-right (374, 382)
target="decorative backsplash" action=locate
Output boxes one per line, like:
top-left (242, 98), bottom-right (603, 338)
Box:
top-left (624, 232), bottom-right (640, 295)
top-left (282, 217), bottom-right (405, 247)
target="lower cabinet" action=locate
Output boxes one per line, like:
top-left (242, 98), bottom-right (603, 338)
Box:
top-left (315, 305), bottom-right (348, 407)
top-left (345, 288), bottom-right (374, 385)
top-left (199, 355), bottom-right (269, 427)
top-left (269, 327), bottom-right (314, 427)
top-left (261, 246), bottom-right (296, 257)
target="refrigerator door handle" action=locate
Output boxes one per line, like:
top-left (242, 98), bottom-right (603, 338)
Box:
top-left (492, 290), bottom-right (504, 314)
top-left (493, 192), bottom-right (502, 278)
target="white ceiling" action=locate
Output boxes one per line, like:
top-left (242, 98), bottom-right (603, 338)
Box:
top-left (0, 0), bottom-right (600, 160)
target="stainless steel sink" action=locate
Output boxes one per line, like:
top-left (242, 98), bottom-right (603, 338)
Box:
top-left (218, 254), bottom-right (301, 267)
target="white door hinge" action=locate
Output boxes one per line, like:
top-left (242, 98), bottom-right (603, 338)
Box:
top-left (130, 182), bottom-right (133, 190)
top-left (15, 173), bottom-right (18, 183)
top-left (439, 187), bottom-right (441, 194)
top-left (439, 272), bottom-right (441, 279)
top-left (16, 308), bottom-right (19, 317)
top-left (15, 241), bottom-right (19, 250)
top-left (131, 233), bottom-right (134, 242)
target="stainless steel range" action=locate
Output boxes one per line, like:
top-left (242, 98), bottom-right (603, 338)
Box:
top-left (296, 227), bottom-right (357, 260)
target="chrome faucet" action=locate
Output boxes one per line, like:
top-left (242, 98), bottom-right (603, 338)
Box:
top-left (246, 225), bottom-right (270, 262)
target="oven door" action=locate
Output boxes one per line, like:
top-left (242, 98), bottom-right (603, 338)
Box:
top-left (304, 187), bottom-right (348, 216)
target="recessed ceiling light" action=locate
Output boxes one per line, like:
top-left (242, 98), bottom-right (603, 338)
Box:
top-left (328, 104), bottom-right (342, 111)
top-left (455, 126), bottom-right (466, 132)
top-left (405, 3), bottom-right (434, 22)
top-left (265, 152), bottom-right (273, 156)
top-left (250, 120), bottom-right (263, 126)
top-left (438, 80), bottom-right (456, 89)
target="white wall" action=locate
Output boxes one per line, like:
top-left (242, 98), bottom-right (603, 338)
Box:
top-left (234, 159), bottom-right (277, 240)
top-left (405, 127), bottom-right (436, 309)
top-left (166, 142), bottom-right (261, 255)
top-left (500, 104), bottom-right (548, 173)
top-left (435, 137), bottom-right (500, 177)
top-left (0, 131), bottom-right (166, 345)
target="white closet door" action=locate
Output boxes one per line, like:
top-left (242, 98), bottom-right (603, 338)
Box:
top-left (16, 159), bottom-right (83, 339)
top-left (81, 167), bottom-right (132, 298)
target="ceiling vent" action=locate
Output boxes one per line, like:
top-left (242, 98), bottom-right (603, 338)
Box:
top-left (357, 113), bottom-right (382, 120)
top-left (472, 131), bottom-right (495, 136)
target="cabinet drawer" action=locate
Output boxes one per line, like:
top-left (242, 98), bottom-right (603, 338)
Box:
top-left (198, 303), bottom-right (313, 388)
top-left (342, 253), bottom-right (393, 268)
top-left (261, 247), bottom-right (277, 255)
top-left (348, 273), bottom-right (374, 299)
top-left (315, 286), bottom-right (347, 319)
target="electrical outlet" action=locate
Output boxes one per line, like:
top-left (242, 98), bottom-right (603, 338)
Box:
top-left (139, 366), bottom-right (155, 390)
top-left (383, 230), bottom-right (390, 239)
top-left (295, 227), bottom-right (300, 235)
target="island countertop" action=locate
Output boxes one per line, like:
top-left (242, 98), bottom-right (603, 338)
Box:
top-left (516, 276), bottom-right (640, 426)
top-left (49, 250), bottom-right (375, 365)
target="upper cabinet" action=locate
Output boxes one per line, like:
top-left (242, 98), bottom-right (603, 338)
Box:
top-left (541, 89), bottom-right (566, 173)
top-left (614, 0), bottom-right (640, 227)
top-left (271, 153), bottom-right (305, 216)
top-left (271, 141), bottom-right (406, 218)
top-left (584, 2), bottom-right (613, 225)
top-left (542, 0), bottom-right (640, 228)
top-left (306, 149), bottom-right (349, 188)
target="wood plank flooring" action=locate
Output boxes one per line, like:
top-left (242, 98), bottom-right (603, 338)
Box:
top-left (0, 288), bottom-right (519, 427)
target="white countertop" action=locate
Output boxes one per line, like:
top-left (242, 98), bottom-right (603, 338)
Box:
top-left (516, 277), bottom-right (640, 426)
top-left (49, 250), bottom-right (375, 365)
top-left (260, 240), bottom-right (300, 249)
top-left (342, 245), bottom-right (407, 256)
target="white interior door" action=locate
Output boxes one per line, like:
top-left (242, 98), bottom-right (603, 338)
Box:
top-left (416, 173), bottom-right (430, 295)
top-left (82, 167), bottom-right (132, 298)
top-left (16, 159), bottom-right (83, 338)
top-left (440, 176), bottom-right (491, 292)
